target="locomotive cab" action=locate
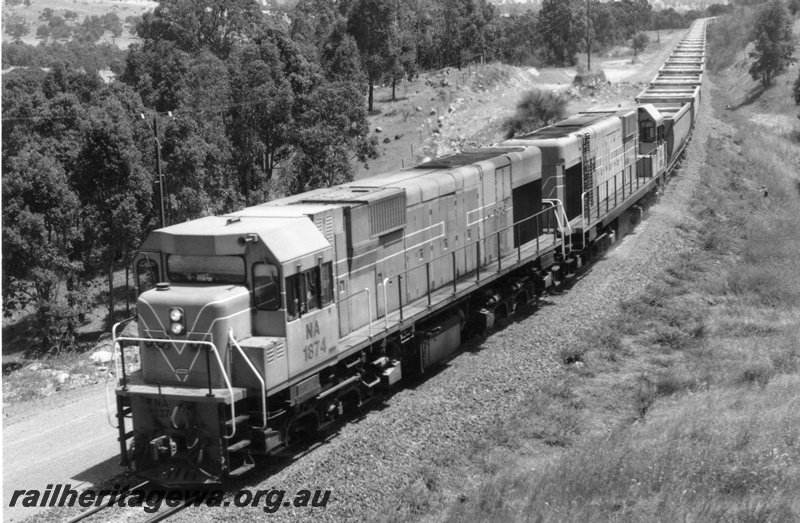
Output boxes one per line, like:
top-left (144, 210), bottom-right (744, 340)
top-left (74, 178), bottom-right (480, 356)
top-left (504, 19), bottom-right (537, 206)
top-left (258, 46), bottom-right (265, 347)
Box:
top-left (122, 214), bottom-right (336, 484)
top-left (635, 104), bottom-right (667, 177)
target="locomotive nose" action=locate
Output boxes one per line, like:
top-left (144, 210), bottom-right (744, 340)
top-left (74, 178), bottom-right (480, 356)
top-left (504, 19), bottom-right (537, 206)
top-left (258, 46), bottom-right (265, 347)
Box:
top-left (137, 284), bottom-right (252, 387)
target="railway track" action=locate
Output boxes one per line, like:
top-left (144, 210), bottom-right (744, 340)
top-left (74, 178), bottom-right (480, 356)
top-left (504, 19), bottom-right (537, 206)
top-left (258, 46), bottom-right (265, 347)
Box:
top-left (63, 481), bottom-right (200, 523)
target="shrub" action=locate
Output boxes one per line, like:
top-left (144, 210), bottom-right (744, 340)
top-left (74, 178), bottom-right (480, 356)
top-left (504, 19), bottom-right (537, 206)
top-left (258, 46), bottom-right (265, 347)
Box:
top-left (501, 89), bottom-right (567, 139)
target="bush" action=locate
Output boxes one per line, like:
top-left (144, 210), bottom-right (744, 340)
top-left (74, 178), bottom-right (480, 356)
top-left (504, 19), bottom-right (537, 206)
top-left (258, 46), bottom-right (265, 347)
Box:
top-left (632, 32), bottom-right (650, 56)
top-left (794, 69), bottom-right (800, 105)
top-left (501, 89), bottom-right (567, 139)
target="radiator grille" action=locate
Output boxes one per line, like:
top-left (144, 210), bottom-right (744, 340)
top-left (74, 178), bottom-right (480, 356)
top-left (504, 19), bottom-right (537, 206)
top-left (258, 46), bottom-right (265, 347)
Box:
top-left (369, 193), bottom-right (406, 237)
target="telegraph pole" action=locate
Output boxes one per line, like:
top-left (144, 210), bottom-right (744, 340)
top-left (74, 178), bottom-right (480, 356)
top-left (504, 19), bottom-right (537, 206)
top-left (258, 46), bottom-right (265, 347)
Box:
top-left (144, 114), bottom-right (167, 229)
top-left (586, 0), bottom-right (591, 71)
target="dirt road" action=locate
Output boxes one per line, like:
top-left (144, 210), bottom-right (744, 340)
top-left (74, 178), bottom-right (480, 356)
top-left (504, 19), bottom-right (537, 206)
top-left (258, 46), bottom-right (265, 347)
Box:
top-left (2, 385), bottom-right (121, 522)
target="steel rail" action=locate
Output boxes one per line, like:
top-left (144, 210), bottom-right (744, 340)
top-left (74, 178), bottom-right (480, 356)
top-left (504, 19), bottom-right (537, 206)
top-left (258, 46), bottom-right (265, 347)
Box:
top-left (64, 481), bottom-right (150, 523)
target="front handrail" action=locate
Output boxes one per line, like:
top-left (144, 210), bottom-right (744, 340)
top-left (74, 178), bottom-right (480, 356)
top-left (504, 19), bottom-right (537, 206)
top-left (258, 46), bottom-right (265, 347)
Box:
top-left (104, 318), bottom-right (135, 428)
top-left (111, 333), bottom-right (237, 440)
top-left (228, 330), bottom-right (267, 431)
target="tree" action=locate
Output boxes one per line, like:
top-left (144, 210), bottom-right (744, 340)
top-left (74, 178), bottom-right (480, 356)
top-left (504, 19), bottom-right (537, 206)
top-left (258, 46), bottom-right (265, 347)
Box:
top-left (73, 86), bottom-right (153, 326)
top-left (51, 24), bottom-right (72, 41)
top-left (287, 81), bottom-right (378, 193)
top-left (125, 15), bottom-right (142, 36)
top-left (292, 0), bottom-right (340, 52)
top-left (793, 69), bottom-right (800, 105)
top-left (6, 21), bottom-right (30, 40)
top-left (228, 29), bottom-right (298, 204)
top-left (136, 0), bottom-right (263, 60)
top-left (748, 0), bottom-right (795, 88)
top-left (160, 51), bottom-right (237, 221)
top-left (347, 0), bottom-right (394, 112)
top-left (321, 19), bottom-right (365, 84)
top-left (36, 24), bottom-right (50, 40)
top-left (2, 149), bottom-right (86, 352)
top-left (386, 11), bottom-right (417, 101)
top-left (501, 89), bottom-right (567, 139)
top-left (40, 7), bottom-right (53, 21)
top-left (538, 0), bottom-right (580, 66)
top-left (632, 31), bottom-right (649, 57)
top-left (624, 0), bottom-right (652, 38)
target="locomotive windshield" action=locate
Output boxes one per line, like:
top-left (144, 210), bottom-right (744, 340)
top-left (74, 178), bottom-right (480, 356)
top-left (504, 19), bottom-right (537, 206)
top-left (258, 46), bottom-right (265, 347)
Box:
top-left (136, 258), bottom-right (159, 294)
top-left (167, 255), bottom-right (246, 284)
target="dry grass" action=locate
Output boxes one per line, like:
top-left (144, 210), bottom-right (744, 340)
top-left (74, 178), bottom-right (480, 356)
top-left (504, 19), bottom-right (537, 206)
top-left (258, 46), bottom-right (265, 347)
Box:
top-left (447, 377), bottom-right (800, 523)
top-left (434, 35), bottom-right (800, 522)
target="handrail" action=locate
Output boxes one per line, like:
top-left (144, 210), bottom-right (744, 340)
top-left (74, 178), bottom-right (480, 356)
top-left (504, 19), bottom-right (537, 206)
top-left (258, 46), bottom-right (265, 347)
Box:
top-left (543, 199), bottom-right (571, 258)
top-left (337, 204), bottom-right (559, 334)
top-left (105, 317), bottom-right (135, 428)
top-left (229, 330), bottom-right (267, 430)
top-left (382, 278), bottom-right (390, 328)
top-left (112, 335), bottom-right (237, 440)
top-left (339, 287), bottom-right (373, 336)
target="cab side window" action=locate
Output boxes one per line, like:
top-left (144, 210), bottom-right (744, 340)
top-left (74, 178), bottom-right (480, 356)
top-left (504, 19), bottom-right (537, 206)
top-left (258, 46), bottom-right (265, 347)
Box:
top-left (640, 120), bottom-right (656, 143)
top-left (285, 264), bottom-right (334, 321)
top-left (320, 262), bottom-right (334, 306)
top-left (305, 269), bottom-right (319, 313)
top-left (253, 263), bottom-right (280, 310)
top-left (286, 274), bottom-right (302, 321)
top-left (136, 258), bottom-right (159, 295)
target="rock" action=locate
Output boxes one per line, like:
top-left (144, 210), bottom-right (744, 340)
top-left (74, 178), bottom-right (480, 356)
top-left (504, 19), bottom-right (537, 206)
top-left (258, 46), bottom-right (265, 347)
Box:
top-left (430, 108), bottom-right (437, 115)
top-left (375, 127), bottom-right (383, 133)
top-left (394, 135), bottom-right (402, 141)
top-left (91, 350), bottom-right (113, 364)
top-left (415, 106), bottom-right (422, 112)
top-left (383, 137), bottom-right (391, 144)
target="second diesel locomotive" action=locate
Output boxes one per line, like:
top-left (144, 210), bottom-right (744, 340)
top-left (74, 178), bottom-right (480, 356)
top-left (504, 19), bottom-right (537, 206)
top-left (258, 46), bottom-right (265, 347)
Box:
top-left (109, 19), bottom-right (708, 486)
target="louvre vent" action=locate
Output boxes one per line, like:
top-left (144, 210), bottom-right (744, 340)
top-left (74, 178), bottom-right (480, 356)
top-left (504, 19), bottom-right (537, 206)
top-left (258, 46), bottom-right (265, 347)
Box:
top-left (312, 212), bottom-right (336, 245)
top-left (369, 193), bottom-right (406, 237)
top-left (265, 340), bottom-right (286, 364)
top-left (324, 215), bottom-right (334, 244)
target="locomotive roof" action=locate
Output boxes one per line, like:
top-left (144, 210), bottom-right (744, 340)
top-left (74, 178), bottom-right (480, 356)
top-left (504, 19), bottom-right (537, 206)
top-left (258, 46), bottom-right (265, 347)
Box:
top-left (411, 147), bottom-right (525, 170)
top-left (144, 214), bottom-right (329, 262)
top-left (515, 112), bottom-right (617, 140)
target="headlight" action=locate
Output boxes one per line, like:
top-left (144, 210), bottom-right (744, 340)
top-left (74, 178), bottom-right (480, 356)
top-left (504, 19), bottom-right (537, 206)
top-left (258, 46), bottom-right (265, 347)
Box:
top-left (169, 308), bottom-right (183, 322)
top-left (168, 307), bottom-right (185, 336)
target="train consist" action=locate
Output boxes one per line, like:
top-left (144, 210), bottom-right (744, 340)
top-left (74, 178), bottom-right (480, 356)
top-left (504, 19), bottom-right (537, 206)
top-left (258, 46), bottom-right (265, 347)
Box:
top-left (110, 20), bottom-right (708, 485)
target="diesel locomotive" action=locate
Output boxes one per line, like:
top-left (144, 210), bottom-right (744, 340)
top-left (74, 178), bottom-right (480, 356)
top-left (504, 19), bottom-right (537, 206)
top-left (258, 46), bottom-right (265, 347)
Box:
top-left (109, 19), bottom-right (709, 486)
